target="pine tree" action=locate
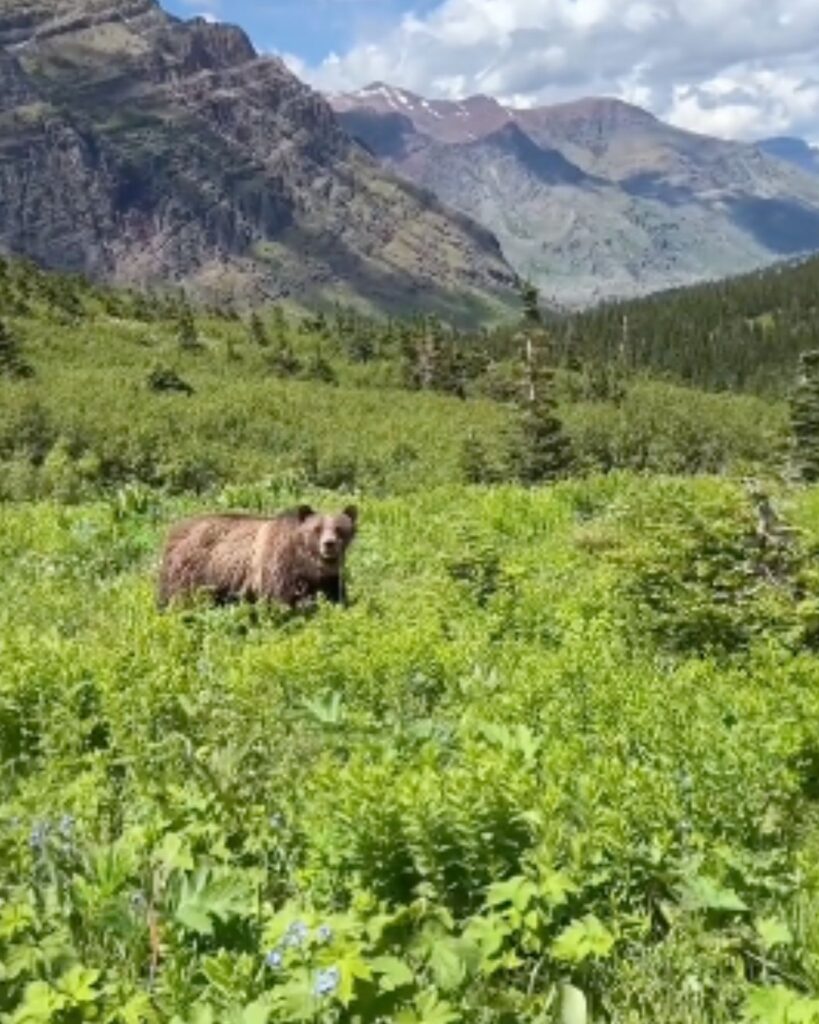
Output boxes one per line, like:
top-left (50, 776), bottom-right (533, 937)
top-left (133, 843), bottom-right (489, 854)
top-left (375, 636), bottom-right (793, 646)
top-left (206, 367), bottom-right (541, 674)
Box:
top-left (0, 319), bottom-right (34, 379)
top-left (249, 311), bottom-right (269, 347)
top-left (791, 350), bottom-right (819, 481)
top-left (460, 430), bottom-right (492, 483)
top-left (267, 335), bottom-right (301, 377)
top-left (520, 279), bottom-right (541, 329)
top-left (507, 282), bottom-right (572, 485)
top-left (270, 306), bottom-right (287, 344)
top-left (176, 295), bottom-right (200, 351)
top-left (304, 344), bottom-right (337, 385)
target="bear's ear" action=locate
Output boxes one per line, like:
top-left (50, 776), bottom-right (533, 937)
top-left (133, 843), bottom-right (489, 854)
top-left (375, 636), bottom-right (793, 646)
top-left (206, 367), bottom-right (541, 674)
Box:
top-left (343, 504), bottom-right (358, 526)
top-left (296, 504), bottom-right (315, 523)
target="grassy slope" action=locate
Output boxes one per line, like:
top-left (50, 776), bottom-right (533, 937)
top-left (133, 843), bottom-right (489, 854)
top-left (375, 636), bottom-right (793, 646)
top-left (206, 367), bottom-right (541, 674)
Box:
top-left (3, 475), bottom-right (819, 1021)
top-left (0, 296), bottom-right (787, 500)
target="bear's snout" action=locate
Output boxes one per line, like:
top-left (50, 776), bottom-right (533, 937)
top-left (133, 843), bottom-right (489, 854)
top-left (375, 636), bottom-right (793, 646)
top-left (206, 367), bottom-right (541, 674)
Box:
top-left (319, 535), bottom-right (341, 560)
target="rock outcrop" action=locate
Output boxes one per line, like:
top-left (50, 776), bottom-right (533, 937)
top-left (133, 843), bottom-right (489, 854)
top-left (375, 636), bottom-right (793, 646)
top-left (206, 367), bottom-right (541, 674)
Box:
top-left (0, 1), bottom-right (516, 320)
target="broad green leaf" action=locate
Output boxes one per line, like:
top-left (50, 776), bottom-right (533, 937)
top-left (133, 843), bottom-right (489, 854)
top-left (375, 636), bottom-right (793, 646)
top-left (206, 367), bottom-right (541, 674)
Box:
top-left (188, 1005), bottom-right (216, 1024)
top-left (463, 915), bottom-right (510, 962)
top-left (11, 981), bottom-right (67, 1024)
top-left (743, 985), bottom-right (819, 1023)
top-left (239, 998), bottom-right (272, 1024)
top-left (427, 938), bottom-right (468, 991)
top-left (174, 868), bottom-right (255, 936)
top-left (337, 951), bottom-right (373, 1006)
top-left (276, 971), bottom-right (317, 1021)
top-left (397, 990), bottom-right (460, 1024)
top-left (157, 832), bottom-right (194, 873)
top-left (551, 916), bottom-right (615, 964)
top-left (677, 874), bottom-right (748, 913)
top-left (756, 917), bottom-right (793, 951)
top-left (486, 875), bottom-right (537, 912)
top-left (539, 871), bottom-right (577, 908)
top-left (2, 944), bottom-right (40, 981)
top-left (0, 901), bottom-right (35, 941)
top-left (56, 964), bottom-right (100, 1004)
top-left (113, 993), bottom-right (160, 1024)
top-left (370, 955), bottom-right (415, 990)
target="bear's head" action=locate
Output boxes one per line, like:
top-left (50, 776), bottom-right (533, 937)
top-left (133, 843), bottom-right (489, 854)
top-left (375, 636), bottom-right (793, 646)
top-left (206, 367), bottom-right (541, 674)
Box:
top-left (295, 504), bottom-right (358, 565)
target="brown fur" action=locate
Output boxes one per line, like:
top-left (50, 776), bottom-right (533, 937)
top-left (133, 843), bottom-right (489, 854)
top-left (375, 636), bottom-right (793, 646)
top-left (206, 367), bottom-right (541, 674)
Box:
top-left (156, 504), bottom-right (358, 610)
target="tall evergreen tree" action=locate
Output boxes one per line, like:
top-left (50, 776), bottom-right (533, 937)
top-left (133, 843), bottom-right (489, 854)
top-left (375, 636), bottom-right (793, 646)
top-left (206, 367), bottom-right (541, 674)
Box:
top-left (508, 282), bottom-right (572, 484)
top-left (791, 349), bottom-right (819, 481)
top-left (270, 305), bottom-right (287, 344)
top-left (460, 430), bottom-right (493, 484)
top-left (249, 311), bottom-right (269, 347)
top-left (0, 319), bottom-right (34, 379)
top-left (176, 294), bottom-right (200, 351)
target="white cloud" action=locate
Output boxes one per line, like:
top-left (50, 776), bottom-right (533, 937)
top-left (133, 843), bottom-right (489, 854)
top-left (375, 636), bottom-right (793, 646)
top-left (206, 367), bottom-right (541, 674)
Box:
top-left (301, 0), bottom-right (819, 140)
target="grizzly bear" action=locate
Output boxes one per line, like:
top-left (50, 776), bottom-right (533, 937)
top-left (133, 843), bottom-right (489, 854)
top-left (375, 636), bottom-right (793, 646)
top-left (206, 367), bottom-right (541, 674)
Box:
top-left (156, 504), bottom-right (358, 610)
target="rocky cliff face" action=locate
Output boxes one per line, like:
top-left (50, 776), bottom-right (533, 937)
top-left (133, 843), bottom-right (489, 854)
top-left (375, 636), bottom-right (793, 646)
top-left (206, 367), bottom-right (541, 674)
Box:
top-left (0, 1), bottom-right (515, 320)
top-left (333, 84), bottom-right (819, 307)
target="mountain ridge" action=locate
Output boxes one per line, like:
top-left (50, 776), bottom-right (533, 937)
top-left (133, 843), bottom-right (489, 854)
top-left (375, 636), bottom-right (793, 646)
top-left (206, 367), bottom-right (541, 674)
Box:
top-left (332, 82), bottom-right (819, 306)
top-left (0, 1), bottom-right (516, 321)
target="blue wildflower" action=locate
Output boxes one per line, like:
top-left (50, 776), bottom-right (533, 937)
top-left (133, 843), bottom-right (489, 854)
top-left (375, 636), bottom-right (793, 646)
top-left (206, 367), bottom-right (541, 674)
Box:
top-left (58, 814), bottom-right (75, 839)
top-left (317, 924), bottom-right (333, 943)
top-left (29, 822), bottom-right (48, 853)
top-left (314, 966), bottom-right (340, 998)
top-left (130, 891), bottom-right (147, 911)
top-left (265, 949), bottom-right (283, 970)
top-left (282, 920), bottom-right (309, 948)
top-left (269, 814), bottom-right (284, 830)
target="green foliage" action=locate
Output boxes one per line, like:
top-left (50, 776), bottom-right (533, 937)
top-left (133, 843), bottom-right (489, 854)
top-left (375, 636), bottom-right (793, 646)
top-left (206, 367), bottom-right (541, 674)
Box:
top-left (147, 366), bottom-right (194, 396)
top-left (176, 296), bottom-right (201, 352)
top-left (507, 285), bottom-right (573, 485)
top-left (3, 477), bottom-right (819, 1022)
top-left (0, 256), bottom-right (793, 499)
top-left (248, 312), bottom-right (269, 348)
top-left (0, 320), bottom-right (34, 380)
top-left (459, 431), bottom-right (495, 485)
top-left (612, 481), bottom-right (818, 654)
top-left (555, 253), bottom-right (819, 396)
top-left (791, 351), bottom-right (819, 482)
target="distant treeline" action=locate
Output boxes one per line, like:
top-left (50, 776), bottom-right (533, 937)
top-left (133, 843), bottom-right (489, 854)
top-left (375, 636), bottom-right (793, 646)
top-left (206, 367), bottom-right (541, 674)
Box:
top-left (549, 255), bottom-right (819, 396)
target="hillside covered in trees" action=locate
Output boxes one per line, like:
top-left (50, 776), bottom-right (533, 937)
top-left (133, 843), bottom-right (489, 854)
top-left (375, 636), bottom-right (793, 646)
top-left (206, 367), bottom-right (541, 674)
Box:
top-left (551, 254), bottom-right (819, 395)
top-left (0, 255), bottom-right (791, 501)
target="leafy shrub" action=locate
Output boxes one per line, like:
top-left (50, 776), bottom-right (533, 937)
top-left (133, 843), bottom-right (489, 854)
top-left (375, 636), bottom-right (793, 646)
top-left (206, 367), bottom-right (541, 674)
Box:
top-left (611, 482), bottom-right (817, 654)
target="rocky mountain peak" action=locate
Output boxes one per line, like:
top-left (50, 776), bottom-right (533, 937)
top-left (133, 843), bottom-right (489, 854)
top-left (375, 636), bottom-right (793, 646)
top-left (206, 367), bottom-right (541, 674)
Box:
top-left (0, 0), bottom-right (515, 320)
top-left (334, 83), bottom-right (511, 144)
top-left (332, 81), bottom-right (819, 307)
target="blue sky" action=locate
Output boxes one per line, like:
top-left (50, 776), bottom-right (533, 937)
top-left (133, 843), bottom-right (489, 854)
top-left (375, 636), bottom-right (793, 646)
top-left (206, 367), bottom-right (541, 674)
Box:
top-left (160, 0), bottom-right (819, 142)
top-left (161, 0), bottom-right (435, 66)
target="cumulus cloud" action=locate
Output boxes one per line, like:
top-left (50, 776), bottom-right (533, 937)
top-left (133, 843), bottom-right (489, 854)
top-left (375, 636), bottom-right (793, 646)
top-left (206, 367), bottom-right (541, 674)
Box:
top-left (301, 0), bottom-right (819, 140)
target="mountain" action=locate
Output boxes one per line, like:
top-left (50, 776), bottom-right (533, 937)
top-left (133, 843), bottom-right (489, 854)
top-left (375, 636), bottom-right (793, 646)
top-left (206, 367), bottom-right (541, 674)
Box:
top-left (757, 137), bottom-right (819, 177)
top-left (332, 83), bottom-right (819, 307)
top-left (0, 3), bottom-right (515, 321)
